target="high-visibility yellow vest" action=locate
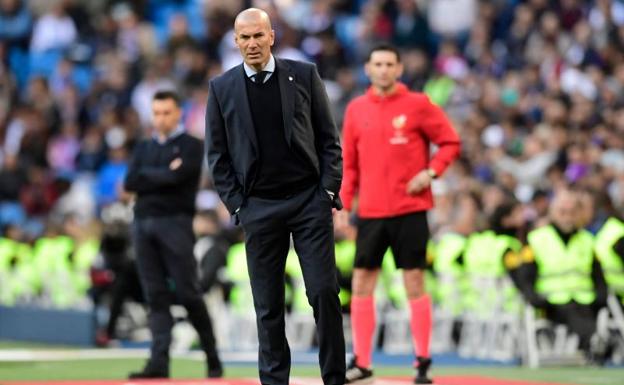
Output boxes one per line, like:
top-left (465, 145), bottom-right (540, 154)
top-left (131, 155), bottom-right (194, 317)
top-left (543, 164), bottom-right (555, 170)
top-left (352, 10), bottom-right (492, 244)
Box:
top-left (334, 240), bottom-right (355, 307)
top-left (224, 242), bottom-right (254, 314)
top-left (6, 242), bottom-right (35, 303)
top-left (528, 225), bottom-right (595, 305)
top-left (381, 248), bottom-right (407, 309)
top-left (425, 241), bottom-right (437, 303)
top-left (33, 235), bottom-right (83, 308)
top-left (595, 217), bottom-right (624, 299)
top-left (433, 233), bottom-right (465, 276)
top-left (432, 233), bottom-right (466, 315)
top-left (464, 231), bottom-right (521, 277)
top-left (380, 241), bottom-right (437, 310)
top-left (0, 238), bottom-right (19, 305)
top-left (71, 239), bottom-right (100, 295)
top-left (285, 248), bottom-right (311, 313)
top-left (463, 231), bottom-right (522, 314)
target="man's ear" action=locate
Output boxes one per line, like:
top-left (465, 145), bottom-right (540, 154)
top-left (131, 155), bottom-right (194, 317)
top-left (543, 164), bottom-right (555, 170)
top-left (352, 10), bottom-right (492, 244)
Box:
top-left (396, 62), bottom-right (404, 78)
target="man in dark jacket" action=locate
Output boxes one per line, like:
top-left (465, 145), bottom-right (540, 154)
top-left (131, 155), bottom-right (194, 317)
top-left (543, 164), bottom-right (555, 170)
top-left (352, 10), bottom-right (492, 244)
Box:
top-left (205, 8), bottom-right (345, 385)
top-left (124, 90), bottom-right (222, 379)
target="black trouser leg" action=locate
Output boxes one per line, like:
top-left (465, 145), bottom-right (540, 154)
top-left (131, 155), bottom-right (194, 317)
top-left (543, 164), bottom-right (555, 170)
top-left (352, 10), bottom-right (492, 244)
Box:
top-left (134, 219), bottom-right (173, 370)
top-left (240, 185), bottom-right (346, 385)
top-left (547, 302), bottom-right (597, 351)
top-left (241, 196), bottom-right (292, 385)
top-left (106, 270), bottom-right (127, 338)
top-left (290, 186), bottom-right (345, 385)
top-left (153, 215), bottom-right (222, 369)
top-left (106, 261), bottom-right (140, 338)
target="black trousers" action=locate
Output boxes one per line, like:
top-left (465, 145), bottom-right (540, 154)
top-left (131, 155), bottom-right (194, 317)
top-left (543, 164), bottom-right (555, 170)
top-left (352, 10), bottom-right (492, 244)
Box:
top-left (238, 184), bottom-right (346, 385)
top-left (133, 215), bottom-right (220, 370)
top-left (546, 301), bottom-right (598, 351)
top-left (106, 259), bottom-right (143, 338)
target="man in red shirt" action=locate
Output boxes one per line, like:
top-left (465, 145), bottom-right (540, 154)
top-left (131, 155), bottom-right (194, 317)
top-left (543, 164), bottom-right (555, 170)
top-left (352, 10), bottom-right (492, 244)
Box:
top-left (337, 44), bottom-right (460, 383)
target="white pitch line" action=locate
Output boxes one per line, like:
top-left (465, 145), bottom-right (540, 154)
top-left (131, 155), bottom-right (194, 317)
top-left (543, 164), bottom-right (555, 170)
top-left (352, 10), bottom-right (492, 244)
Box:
top-left (0, 349), bottom-right (262, 363)
top-left (290, 378), bottom-right (415, 385)
top-left (0, 348), bottom-right (149, 361)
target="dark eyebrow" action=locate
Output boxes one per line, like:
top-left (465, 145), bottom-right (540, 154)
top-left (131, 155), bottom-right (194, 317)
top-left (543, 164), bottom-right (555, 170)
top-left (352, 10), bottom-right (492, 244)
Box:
top-left (239, 31), bottom-right (265, 39)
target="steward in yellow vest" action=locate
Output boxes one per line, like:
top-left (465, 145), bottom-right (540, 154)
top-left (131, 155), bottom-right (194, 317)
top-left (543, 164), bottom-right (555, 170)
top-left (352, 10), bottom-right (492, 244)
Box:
top-left (516, 190), bottom-right (607, 352)
top-left (464, 201), bottom-right (524, 315)
top-left (595, 216), bottom-right (624, 306)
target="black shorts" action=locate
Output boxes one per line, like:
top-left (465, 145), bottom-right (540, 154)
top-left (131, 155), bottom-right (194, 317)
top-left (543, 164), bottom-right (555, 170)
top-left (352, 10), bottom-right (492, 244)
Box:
top-left (354, 211), bottom-right (429, 270)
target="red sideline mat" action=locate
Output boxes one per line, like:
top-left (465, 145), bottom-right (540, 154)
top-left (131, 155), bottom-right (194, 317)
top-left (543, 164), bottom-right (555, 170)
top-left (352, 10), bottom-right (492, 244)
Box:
top-left (0, 376), bottom-right (572, 385)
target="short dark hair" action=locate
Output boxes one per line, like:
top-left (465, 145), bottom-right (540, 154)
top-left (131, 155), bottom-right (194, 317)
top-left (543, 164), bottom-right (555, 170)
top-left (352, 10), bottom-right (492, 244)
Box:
top-left (367, 43), bottom-right (401, 63)
top-left (153, 90), bottom-right (181, 106)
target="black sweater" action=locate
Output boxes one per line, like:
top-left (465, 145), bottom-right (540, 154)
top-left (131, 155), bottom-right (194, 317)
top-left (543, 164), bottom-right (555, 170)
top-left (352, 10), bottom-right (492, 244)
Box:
top-left (124, 133), bottom-right (202, 218)
top-left (245, 69), bottom-right (316, 198)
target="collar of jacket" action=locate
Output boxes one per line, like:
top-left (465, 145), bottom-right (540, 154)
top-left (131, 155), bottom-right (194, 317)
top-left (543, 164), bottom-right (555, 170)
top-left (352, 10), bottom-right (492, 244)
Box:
top-left (366, 82), bottom-right (409, 102)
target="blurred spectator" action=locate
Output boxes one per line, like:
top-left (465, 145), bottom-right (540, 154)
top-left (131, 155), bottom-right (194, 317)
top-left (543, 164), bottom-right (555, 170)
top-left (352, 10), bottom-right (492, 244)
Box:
top-left (30, 0), bottom-right (77, 53)
top-left (314, 30), bottom-right (349, 80)
top-left (25, 77), bottom-right (61, 135)
top-left (111, 3), bottom-right (142, 64)
top-left (46, 122), bottom-right (80, 173)
top-left (330, 66), bottom-right (361, 129)
top-left (392, 0), bottom-right (430, 52)
top-left (0, 44), bottom-right (12, 126)
top-left (94, 132), bottom-right (128, 209)
top-left (50, 58), bottom-right (76, 99)
top-left (426, 0), bottom-right (477, 48)
top-left (131, 65), bottom-right (175, 127)
top-left (55, 84), bottom-right (89, 127)
top-left (491, 134), bottom-right (558, 196)
top-left (17, 108), bottom-right (50, 167)
top-left (167, 13), bottom-right (199, 55)
top-left (179, 48), bottom-right (210, 90)
top-left (557, 0), bottom-right (584, 31)
top-left (76, 126), bottom-right (107, 172)
top-left (0, 154), bottom-right (26, 227)
top-left (505, 4), bottom-right (534, 69)
top-left (182, 86), bottom-right (208, 139)
top-left (19, 165), bottom-right (64, 230)
top-left (0, 0), bottom-right (32, 50)
top-left (61, 0), bottom-right (94, 37)
top-left (91, 57), bottom-right (133, 114)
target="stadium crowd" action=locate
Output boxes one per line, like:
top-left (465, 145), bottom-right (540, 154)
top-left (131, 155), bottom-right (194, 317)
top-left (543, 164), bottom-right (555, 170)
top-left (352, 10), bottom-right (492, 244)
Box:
top-left (1, 0), bottom-right (624, 362)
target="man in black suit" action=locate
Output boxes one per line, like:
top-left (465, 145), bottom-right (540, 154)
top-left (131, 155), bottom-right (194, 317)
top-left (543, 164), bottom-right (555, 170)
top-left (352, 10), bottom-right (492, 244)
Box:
top-left (124, 91), bottom-right (222, 379)
top-left (205, 8), bottom-right (346, 385)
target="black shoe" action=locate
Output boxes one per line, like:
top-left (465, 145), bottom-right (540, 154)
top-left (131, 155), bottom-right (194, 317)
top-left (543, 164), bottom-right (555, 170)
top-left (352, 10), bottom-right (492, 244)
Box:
top-left (206, 353), bottom-right (223, 378)
top-left (345, 356), bottom-right (373, 384)
top-left (128, 367), bottom-right (169, 379)
top-left (207, 367), bottom-right (223, 378)
top-left (414, 356), bottom-right (432, 384)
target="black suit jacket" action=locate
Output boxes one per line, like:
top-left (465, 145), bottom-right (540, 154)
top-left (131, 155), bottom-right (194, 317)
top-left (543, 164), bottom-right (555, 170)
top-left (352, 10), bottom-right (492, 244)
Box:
top-left (205, 58), bottom-right (343, 215)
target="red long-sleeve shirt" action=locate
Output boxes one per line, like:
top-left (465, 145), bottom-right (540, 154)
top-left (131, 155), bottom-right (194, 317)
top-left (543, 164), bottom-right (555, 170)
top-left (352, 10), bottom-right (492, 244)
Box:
top-left (340, 83), bottom-right (461, 218)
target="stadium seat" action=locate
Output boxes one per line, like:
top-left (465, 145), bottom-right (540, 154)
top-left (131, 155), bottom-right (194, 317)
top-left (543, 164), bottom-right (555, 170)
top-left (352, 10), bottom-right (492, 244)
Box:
top-left (458, 275), bottom-right (522, 362)
top-left (603, 294), bottom-right (624, 364)
top-left (521, 304), bottom-right (585, 368)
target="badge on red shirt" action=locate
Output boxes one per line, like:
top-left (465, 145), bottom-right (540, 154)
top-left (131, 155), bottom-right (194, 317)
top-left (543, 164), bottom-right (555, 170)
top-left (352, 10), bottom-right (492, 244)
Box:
top-left (390, 114), bottom-right (408, 144)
